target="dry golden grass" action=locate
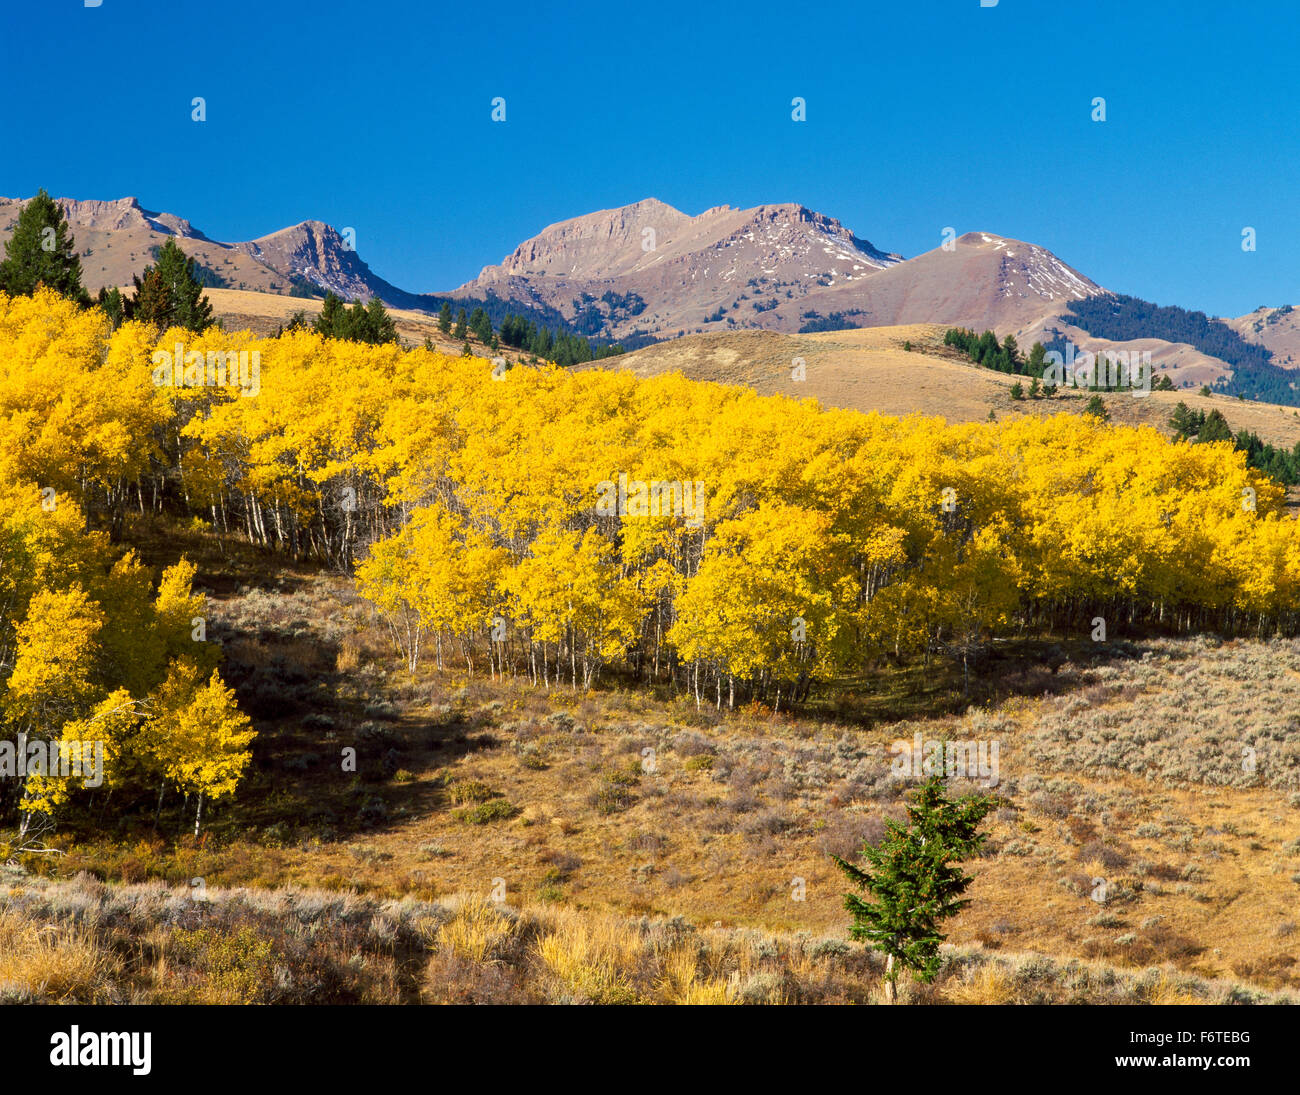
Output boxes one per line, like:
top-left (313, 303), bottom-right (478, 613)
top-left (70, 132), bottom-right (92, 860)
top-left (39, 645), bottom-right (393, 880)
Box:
top-left (655, 944), bottom-right (735, 1004)
top-left (3, 873), bottom-right (1294, 1004)
top-left (944, 962), bottom-right (1018, 1005)
top-left (15, 573), bottom-right (1300, 1003)
top-left (435, 895), bottom-right (515, 963)
top-left (0, 909), bottom-right (117, 1002)
top-left (335, 633), bottom-right (364, 673)
top-left (611, 323), bottom-right (1300, 449)
top-left (534, 906), bottom-right (641, 1003)
top-left (1144, 973), bottom-right (1204, 1005)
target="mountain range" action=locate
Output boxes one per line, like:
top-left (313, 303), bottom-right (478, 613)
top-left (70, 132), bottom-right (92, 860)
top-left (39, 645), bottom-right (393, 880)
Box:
top-left (3, 194), bottom-right (1298, 397)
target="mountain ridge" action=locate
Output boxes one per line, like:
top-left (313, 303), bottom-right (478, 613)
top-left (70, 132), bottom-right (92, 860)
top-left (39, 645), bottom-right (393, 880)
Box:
top-left (2, 193), bottom-right (1295, 397)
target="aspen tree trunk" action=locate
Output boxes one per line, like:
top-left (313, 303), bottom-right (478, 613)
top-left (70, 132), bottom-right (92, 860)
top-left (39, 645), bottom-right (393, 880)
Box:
top-left (194, 793), bottom-right (204, 838)
top-left (884, 955), bottom-right (897, 1004)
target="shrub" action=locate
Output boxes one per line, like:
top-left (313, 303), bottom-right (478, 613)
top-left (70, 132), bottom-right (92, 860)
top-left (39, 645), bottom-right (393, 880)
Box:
top-left (165, 927), bottom-right (278, 1005)
top-left (455, 799), bottom-right (520, 824)
top-left (446, 778), bottom-right (496, 805)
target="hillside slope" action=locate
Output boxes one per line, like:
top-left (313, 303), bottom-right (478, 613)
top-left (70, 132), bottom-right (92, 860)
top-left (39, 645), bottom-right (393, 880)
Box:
top-left (1228, 306), bottom-right (1300, 367)
top-left (799, 232), bottom-right (1100, 336)
top-left (607, 323), bottom-right (1300, 448)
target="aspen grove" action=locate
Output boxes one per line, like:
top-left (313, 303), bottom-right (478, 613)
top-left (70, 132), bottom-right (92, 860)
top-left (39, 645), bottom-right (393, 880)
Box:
top-left (4, 287), bottom-right (1300, 744)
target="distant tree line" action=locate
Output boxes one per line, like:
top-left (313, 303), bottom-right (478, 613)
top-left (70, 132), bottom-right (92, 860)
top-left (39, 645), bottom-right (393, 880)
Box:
top-left (944, 327), bottom-right (1040, 376)
top-left (288, 275), bottom-right (326, 299)
top-left (284, 292), bottom-right (398, 345)
top-left (1063, 292), bottom-right (1298, 406)
top-left (1064, 293), bottom-right (1268, 371)
top-left (497, 312), bottom-right (625, 367)
top-left (1171, 402), bottom-right (1300, 485)
top-left (798, 310), bottom-right (865, 333)
top-left (946, 326), bottom-right (1176, 394)
top-left (280, 294), bottom-right (625, 363)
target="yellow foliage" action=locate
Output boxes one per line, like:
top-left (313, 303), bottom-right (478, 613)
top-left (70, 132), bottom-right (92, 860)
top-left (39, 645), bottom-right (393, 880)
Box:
top-left (0, 286), bottom-right (1297, 806)
top-left (148, 664), bottom-right (255, 804)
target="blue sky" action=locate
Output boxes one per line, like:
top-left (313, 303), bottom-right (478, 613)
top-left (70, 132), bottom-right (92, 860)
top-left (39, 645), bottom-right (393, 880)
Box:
top-left (2, 0), bottom-right (1296, 316)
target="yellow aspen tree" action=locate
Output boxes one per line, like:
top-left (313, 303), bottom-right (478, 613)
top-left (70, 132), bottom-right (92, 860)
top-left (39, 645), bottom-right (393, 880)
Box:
top-left (147, 664), bottom-right (255, 837)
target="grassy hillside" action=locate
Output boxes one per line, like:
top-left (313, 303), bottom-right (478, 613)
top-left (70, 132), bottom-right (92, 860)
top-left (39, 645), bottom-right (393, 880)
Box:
top-left (202, 288), bottom-right (453, 348)
top-left (4, 290), bottom-right (1300, 1007)
top-left (5, 526), bottom-right (1300, 1001)
top-left (5, 871), bottom-right (1292, 1004)
top-left (609, 324), bottom-right (1300, 450)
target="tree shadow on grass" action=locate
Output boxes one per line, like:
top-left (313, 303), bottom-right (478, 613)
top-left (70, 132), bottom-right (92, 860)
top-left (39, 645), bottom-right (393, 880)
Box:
top-left (808, 635), bottom-right (1195, 729)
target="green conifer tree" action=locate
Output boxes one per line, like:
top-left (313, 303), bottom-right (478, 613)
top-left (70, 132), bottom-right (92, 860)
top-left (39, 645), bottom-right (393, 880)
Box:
top-left (130, 266), bottom-right (175, 329)
top-left (0, 189), bottom-right (90, 304)
top-left (469, 306), bottom-right (492, 343)
top-left (315, 293), bottom-right (345, 337)
top-left (363, 296), bottom-right (397, 344)
top-left (97, 286), bottom-right (126, 330)
top-left (130, 238), bottom-right (214, 331)
top-left (1198, 408), bottom-right (1233, 442)
top-left (833, 777), bottom-right (994, 1003)
top-left (1084, 394), bottom-right (1110, 421)
top-left (1026, 342), bottom-right (1047, 379)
